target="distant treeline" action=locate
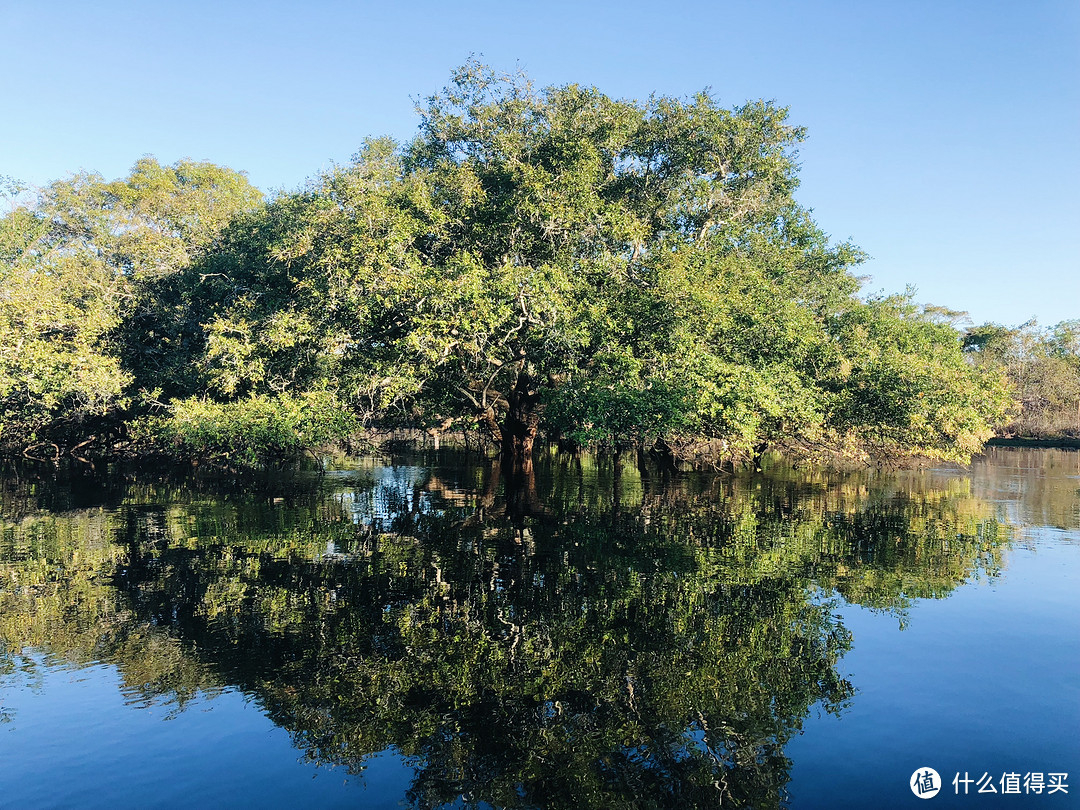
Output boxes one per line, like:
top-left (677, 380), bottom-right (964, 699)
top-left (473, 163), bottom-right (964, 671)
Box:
top-left (0, 63), bottom-right (1066, 467)
top-left (964, 321), bottom-right (1080, 439)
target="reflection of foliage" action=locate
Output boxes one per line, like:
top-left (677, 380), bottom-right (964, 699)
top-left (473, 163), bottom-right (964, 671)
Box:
top-left (111, 520), bottom-right (852, 808)
top-left (0, 645), bottom-right (22, 724)
top-left (969, 447), bottom-right (1080, 532)
top-left (706, 467), bottom-right (1008, 610)
top-left (0, 504), bottom-right (222, 711)
top-left (0, 454), bottom-right (1013, 808)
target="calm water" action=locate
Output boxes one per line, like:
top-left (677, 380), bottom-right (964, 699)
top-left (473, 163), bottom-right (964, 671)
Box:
top-left (1, 448), bottom-right (1077, 809)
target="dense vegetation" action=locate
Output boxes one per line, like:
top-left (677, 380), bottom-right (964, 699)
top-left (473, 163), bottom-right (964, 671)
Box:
top-left (5, 63), bottom-right (1061, 468)
top-left (963, 320), bottom-right (1080, 439)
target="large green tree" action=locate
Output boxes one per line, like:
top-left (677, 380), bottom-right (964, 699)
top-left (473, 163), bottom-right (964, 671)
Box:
top-left (3, 65), bottom-right (1013, 465)
top-left (176, 62), bottom-right (1008, 465)
top-left (0, 159), bottom-right (262, 456)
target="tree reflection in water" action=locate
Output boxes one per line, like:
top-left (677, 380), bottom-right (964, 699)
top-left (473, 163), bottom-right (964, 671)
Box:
top-left (0, 452), bottom-right (1010, 809)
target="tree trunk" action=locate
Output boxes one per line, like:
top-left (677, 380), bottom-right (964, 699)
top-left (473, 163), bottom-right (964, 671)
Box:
top-left (649, 438), bottom-right (678, 473)
top-left (752, 441), bottom-right (769, 471)
top-left (501, 371), bottom-right (541, 468)
top-left (479, 406), bottom-right (502, 445)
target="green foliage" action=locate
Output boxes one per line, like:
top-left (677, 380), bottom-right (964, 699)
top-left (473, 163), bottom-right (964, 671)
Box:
top-left (0, 65), bottom-right (1026, 464)
top-left (0, 248), bottom-right (131, 450)
top-left (396, 64), bottom-right (848, 457)
top-left (0, 159), bottom-right (262, 455)
top-left (544, 352), bottom-right (692, 449)
top-left (825, 294), bottom-right (1014, 461)
top-left (171, 61), bottom-right (1008, 463)
top-left (964, 320), bottom-right (1080, 438)
top-left (132, 391), bottom-right (359, 466)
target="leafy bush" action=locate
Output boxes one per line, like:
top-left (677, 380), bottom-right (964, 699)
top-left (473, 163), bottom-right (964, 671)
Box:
top-left (133, 392), bottom-right (358, 465)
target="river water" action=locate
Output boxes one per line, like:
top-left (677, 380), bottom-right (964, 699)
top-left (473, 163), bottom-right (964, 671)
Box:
top-left (1, 448), bottom-right (1077, 808)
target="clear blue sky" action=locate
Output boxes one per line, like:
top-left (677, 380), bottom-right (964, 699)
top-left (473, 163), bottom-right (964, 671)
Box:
top-left (2, 0), bottom-right (1077, 327)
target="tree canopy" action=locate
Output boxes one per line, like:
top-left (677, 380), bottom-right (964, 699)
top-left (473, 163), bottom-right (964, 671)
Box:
top-left (1, 64), bottom-right (1017, 465)
top-left (963, 319), bottom-right (1080, 439)
top-left (0, 159), bottom-right (262, 456)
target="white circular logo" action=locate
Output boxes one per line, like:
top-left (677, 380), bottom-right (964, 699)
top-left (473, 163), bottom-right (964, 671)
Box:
top-left (910, 767), bottom-right (941, 799)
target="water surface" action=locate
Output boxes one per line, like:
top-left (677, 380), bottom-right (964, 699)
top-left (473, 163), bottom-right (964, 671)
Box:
top-left (1, 448), bottom-right (1077, 808)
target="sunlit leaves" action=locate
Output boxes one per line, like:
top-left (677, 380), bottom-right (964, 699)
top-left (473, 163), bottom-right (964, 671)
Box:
top-left (0, 64), bottom-right (1018, 464)
top-left (0, 158), bottom-right (261, 453)
top-left (964, 319), bottom-right (1080, 438)
top-left (827, 295), bottom-right (1013, 461)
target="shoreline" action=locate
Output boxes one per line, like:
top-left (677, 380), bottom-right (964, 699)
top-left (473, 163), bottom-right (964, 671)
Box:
top-left (986, 436), bottom-right (1080, 450)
